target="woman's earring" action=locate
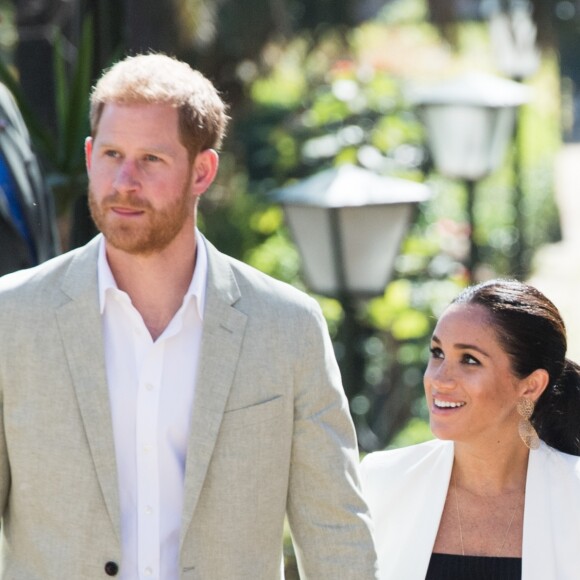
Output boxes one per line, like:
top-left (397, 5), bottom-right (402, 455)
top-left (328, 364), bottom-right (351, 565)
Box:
top-left (517, 397), bottom-right (540, 450)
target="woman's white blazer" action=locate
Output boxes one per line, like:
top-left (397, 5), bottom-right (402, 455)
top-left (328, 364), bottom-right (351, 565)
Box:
top-left (361, 439), bottom-right (580, 579)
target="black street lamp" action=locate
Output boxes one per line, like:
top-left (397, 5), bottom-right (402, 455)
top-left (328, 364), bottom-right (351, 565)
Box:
top-left (271, 164), bottom-right (431, 438)
top-left (487, 0), bottom-right (540, 275)
top-left (272, 165), bottom-right (431, 298)
top-left (411, 72), bottom-right (530, 280)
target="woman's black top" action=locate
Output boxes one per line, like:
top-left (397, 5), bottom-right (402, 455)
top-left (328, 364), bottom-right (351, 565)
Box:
top-left (425, 553), bottom-right (522, 580)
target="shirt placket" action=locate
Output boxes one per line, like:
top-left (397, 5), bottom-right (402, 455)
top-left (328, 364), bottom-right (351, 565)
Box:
top-left (136, 336), bottom-right (164, 579)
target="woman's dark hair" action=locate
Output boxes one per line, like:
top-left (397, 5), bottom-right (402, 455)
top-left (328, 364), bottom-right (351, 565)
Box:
top-left (452, 278), bottom-right (580, 455)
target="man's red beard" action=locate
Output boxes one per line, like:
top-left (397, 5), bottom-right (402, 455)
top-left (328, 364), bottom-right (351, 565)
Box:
top-left (88, 182), bottom-right (195, 256)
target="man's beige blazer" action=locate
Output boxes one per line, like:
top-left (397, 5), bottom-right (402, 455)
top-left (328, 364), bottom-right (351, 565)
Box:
top-left (0, 234), bottom-right (377, 579)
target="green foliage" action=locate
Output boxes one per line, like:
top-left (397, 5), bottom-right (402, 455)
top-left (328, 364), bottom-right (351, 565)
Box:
top-left (251, 66), bottom-right (307, 108)
top-left (379, 0), bottom-right (429, 24)
top-left (387, 416), bottom-right (433, 449)
top-left (0, 1), bottom-right (16, 55)
top-left (53, 19), bottom-right (93, 177)
top-left (246, 230), bottom-right (301, 283)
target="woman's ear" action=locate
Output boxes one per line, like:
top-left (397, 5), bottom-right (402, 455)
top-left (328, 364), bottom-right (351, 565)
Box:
top-left (520, 368), bottom-right (550, 402)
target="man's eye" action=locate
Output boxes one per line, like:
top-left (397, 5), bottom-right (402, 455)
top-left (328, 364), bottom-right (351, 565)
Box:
top-left (104, 150), bottom-right (119, 158)
top-left (144, 154), bottom-right (161, 162)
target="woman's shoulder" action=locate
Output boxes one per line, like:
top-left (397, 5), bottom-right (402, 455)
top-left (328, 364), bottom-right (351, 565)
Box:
top-left (360, 438), bottom-right (451, 483)
top-left (360, 438), bottom-right (454, 553)
top-left (538, 442), bottom-right (580, 477)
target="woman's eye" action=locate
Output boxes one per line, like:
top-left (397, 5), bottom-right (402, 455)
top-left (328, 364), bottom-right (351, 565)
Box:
top-left (462, 354), bottom-right (480, 365)
top-left (429, 347), bottom-right (443, 359)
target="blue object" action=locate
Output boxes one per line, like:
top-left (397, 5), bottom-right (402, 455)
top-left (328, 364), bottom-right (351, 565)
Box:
top-left (0, 150), bottom-right (36, 261)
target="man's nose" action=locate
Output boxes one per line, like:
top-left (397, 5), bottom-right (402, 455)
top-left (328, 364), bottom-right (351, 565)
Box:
top-left (113, 160), bottom-right (139, 191)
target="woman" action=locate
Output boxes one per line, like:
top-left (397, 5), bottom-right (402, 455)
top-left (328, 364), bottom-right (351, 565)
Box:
top-left (361, 279), bottom-right (580, 579)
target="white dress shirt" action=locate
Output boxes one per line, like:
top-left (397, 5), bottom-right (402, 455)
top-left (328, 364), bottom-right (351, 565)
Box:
top-left (98, 232), bottom-right (207, 580)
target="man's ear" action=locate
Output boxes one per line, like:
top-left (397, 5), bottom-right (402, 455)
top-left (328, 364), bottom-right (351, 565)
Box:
top-left (85, 137), bottom-right (93, 171)
top-left (190, 149), bottom-right (219, 197)
top-left (520, 368), bottom-right (550, 402)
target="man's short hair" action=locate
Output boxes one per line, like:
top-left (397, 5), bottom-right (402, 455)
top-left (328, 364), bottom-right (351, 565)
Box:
top-left (90, 53), bottom-right (229, 159)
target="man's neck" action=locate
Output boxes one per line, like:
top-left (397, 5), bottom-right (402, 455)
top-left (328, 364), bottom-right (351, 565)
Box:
top-left (105, 237), bottom-right (197, 341)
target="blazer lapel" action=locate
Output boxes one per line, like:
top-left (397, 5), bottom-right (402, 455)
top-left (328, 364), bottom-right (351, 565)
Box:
top-left (180, 239), bottom-right (248, 547)
top-left (55, 237), bottom-right (121, 541)
top-left (389, 441), bottom-right (453, 579)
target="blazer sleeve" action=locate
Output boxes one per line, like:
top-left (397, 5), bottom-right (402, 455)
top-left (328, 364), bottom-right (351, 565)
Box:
top-left (285, 299), bottom-right (378, 579)
top-left (0, 379), bottom-right (8, 524)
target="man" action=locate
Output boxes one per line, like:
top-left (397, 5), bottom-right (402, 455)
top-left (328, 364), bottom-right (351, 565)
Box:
top-left (0, 82), bottom-right (60, 275)
top-left (0, 54), bottom-right (377, 579)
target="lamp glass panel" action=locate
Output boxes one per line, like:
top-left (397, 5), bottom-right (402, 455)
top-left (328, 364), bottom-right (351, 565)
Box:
top-left (423, 105), bottom-right (515, 180)
top-left (339, 204), bottom-right (413, 295)
top-left (283, 205), bottom-right (337, 295)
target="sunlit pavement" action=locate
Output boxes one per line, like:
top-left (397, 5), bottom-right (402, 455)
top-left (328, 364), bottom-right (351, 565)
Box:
top-left (528, 241), bottom-right (580, 363)
top-left (527, 144), bottom-right (580, 363)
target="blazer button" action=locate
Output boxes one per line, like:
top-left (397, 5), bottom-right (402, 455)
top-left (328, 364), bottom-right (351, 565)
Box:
top-left (104, 561), bottom-right (119, 576)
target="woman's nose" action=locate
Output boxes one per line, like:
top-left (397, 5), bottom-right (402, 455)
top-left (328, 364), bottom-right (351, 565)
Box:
top-left (425, 361), bottom-right (456, 389)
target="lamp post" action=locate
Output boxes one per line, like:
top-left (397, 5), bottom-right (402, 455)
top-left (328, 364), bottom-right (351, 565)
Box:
top-left (411, 72), bottom-right (530, 280)
top-left (487, 0), bottom-right (540, 275)
top-left (549, 1), bottom-right (580, 247)
top-left (487, 0), bottom-right (540, 81)
top-left (271, 164), bottom-right (431, 422)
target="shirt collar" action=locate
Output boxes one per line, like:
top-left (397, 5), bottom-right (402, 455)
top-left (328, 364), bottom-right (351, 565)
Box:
top-left (97, 229), bottom-right (208, 320)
